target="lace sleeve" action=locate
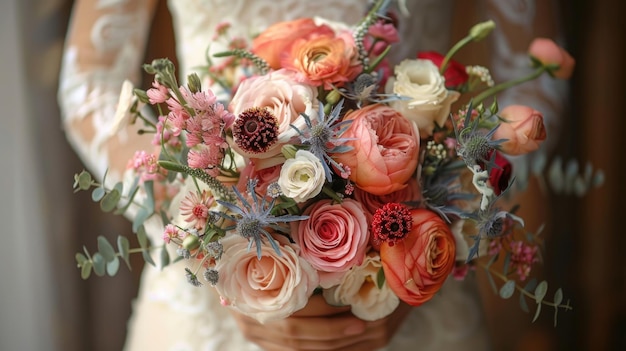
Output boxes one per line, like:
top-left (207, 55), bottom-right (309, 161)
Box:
top-left (58, 0), bottom-right (158, 186)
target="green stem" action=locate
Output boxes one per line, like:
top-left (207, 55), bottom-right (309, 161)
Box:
top-left (440, 36), bottom-right (473, 75)
top-left (473, 66), bottom-right (547, 106)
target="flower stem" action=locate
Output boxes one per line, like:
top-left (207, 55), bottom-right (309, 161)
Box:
top-left (472, 66), bottom-right (547, 106)
top-left (440, 36), bottom-right (472, 75)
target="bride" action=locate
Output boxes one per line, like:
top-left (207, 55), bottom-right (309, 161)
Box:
top-left (58, 0), bottom-right (567, 350)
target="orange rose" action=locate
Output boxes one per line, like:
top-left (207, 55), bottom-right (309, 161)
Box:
top-left (379, 208), bottom-right (456, 306)
top-left (332, 104), bottom-right (419, 196)
top-left (281, 33), bottom-right (362, 89)
top-left (493, 105), bottom-right (547, 156)
top-left (528, 38), bottom-right (575, 79)
top-left (252, 18), bottom-right (334, 70)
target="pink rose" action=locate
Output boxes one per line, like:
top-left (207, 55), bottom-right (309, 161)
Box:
top-left (493, 105), bottom-right (547, 156)
top-left (528, 38), bottom-right (575, 79)
top-left (332, 104), bottom-right (420, 196)
top-left (214, 235), bottom-right (319, 323)
top-left (379, 208), bottom-right (456, 307)
top-left (228, 69), bottom-right (318, 165)
top-left (293, 199), bottom-right (369, 288)
top-left (236, 161), bottom-right (281, 195)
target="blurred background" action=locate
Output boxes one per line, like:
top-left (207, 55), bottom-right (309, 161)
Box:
top-left (0, 0), bottom-right (623, 350)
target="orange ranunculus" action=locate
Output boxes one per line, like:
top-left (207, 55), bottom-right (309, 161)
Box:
top-left (493, 105), bottom-right (547, 156)
top-left (252, 18), bottom-right (334, 70)
top-left (528, 38), bottom-right (575, 79)
top-left (281, 33), bottom-right (362, 89)
top-left (380, 208), bottom-right (456, 307)
top-left (332, 104), bottom-right (419, 196)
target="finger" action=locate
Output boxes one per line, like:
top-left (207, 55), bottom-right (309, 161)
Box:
top-left (291, 294), bottom-right (351, 317)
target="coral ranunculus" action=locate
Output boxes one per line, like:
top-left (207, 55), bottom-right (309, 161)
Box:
top-left (380, 208), bottom-right (456, 307)
top-left (332, 104), bottom-right (420, 196)
top-left (281, 33), bottom-right (362, 89)
top-left (493, 105), bottom-right (547, 156)
top-left (251, 18), bottom-right (334, 69)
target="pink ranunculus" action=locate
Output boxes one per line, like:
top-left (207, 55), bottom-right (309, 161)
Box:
top-left (214, 235), bottom-right (319, 323)
top-left (251, 18), bottom-right (334, 70)
top-left (332, 104), bottom-right (420, 196)
top-left (236, 161), bottom-right (281, 195)
top-left (380, 208), bottom-right (456, 307)
top-left (528, 38), bottom-right (575, 79)
top-left (228, 69), bottom-right (318, 163)
top-left (293, 199), bottom-right (369, 288)
top-left (493, 105), bottom-right (547, 156)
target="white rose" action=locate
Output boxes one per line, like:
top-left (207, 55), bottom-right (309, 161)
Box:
top-left (386, 59), bottom-right (460, 137)
top-left (323, 252), bottom-right (399, 321)
top-left (214, 235), bottom-right (319, 323)
top-left (278, 150), bottom-right (325, 203)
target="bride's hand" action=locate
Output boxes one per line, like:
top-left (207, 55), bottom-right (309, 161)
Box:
top-left (229, 294), bottom-right (412, 351)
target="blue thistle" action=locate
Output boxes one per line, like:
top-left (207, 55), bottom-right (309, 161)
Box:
top-left (215, 179), bottom-right (308, 259)
top-left (290, 99), bottom-right (354, 181)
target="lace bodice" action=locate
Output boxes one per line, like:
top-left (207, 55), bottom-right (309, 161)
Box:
top-left (58, 1), bottom-right (565, 350)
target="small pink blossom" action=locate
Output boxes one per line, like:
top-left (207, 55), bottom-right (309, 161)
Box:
top-left (162, 224), bottom-right (179, 244)
top-left (127, 150), bottom-right (165, 182)
top-left (509, 241), bottom-right (539, 281)
top-left (146, 80), bottom-right (169, 104)
top-left (368, 20), bottom-right (399, 44)
top-left (179, 190), bottom-right (215, 230)
top-left (187, 146), bottom-right (223, 177)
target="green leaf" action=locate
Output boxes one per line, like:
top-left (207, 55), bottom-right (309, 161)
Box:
top-left (113, 181), bottom-right (124, 194)
top-left (106, 256), bottom-right (120, 276)
top-left (160, 246), bottom-right (170, 269)
top-left (502, 252), bottom-right (511, 276)
top-left (553, 307), bottom-right (559, 327)
top-left (117, 236), bottom-right (131, 270)
top-left (136, 225), bottom-right (149, 249)
top-left (523, 278), bottom-right (538, 293)
top-left (74, 171), bottom-right (93, 191)
top-left (143, 180), bottom-right (155, 213)
top-left (532, 303), bottom-right (542, 323)
top-left (132, 208), bottom-right (151, 233)
top-left (91, 187), bottom-right (105, 202)
top-left (100, 188), bottom-right (121, 212)
top-left (80, 261), bottom-right (93, 279)
top-left (486, 253), bottom-right (499, 269)
top-left (376, 268), bottom-right (385, 289)
top-left (92, 253), bottom-right (106, 276)
top-left (499, 280), bottom-right (516, 299)
top-left (485, 270), bottom-right (498, 294)
top-left (142, 250), bottom-right (156, 267)
top-left (534, 281), bottom-right (548, 304)
top-left (75, 252), bottom-right (88, 265)
top-left (97, 236), bottom-right (116, 262)
top-left (519, 292), bottom-right (529, 313)
top-left (553, 288), bottom-right (563, 306)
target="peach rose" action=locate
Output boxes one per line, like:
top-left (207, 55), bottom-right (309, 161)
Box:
top-left (493, 105), bottom-right (547, 156)
top-left (528, 38), bottom-right (575, 79)
top-left (229, 69), bottom-right (317, 164)
top-left (333, 104), bottom-right (420, 196)
top-left (214, 235), bottom-right (319, 323)
top-left (252, 18), bottom-right (334, 69)
top-left (293, 199), bottom-right (369, 288)
top-left (281, 33), bottom-right (362, 89)
top-left (380, 208), bottom-right (456, 306)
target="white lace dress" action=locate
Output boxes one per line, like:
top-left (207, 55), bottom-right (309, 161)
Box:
top-left (58, 1), bottom-right (566, 350)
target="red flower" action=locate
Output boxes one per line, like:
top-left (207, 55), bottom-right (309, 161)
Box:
top-left (417, 51), bottom-right (468, 88)
top-left (487, 150), bottom-right (512, 195)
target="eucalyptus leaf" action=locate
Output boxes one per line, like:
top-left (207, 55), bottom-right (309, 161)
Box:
top-left (553, 288), bottom-right (563, 306)
top-left (75, 253), bottom-right (88, 265)
top-left (132, 208), bottom-right (151, 233)
top-left (519, 292), bottom-right (529, 313)
top-left (113, 181), bottom-right (124, 194)
top-left (97, 236), bottom-right (116, 262)
top-left (534, 281), bottom-right (548, 304)
top-left (499, 280), bottom-right (516, 299)
top-left (532, 303), bottom-right (542, 323)
top-left (143, 180), bottom-right (155, 213)
top-left (502, 252), bottom-right (511, 276)
top-left (117, 235), bottom-right (131, 270)
top-left (553, 308), bottom-right (559, 327)
top-left (142, 250), bottom-right (156, 267)
top-left (486, 270), bottom-right (498, 294)
top-left (136, 225), bottom-right (149, 249)
top-left (100, 189), bottom-right (121, 212)
top-left (74, 171), bottom-right (93, 191)
top-left (160, 246), bottom-right (170, 269)
top-left (91, 187), bottom-right (105, 202)
top-left (106, 256), bottom-right (120, 276)
top-left (92, 253), bottom-right (106, 276)
top-left (80, 261), bottom-right (93, 280)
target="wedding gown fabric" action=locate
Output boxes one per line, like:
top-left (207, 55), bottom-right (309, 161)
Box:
top-left (58, 0), bottom-right (565, 350)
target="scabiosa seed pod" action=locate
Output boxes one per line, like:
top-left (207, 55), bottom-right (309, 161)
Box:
top-left (371, 203), bottom-right (413, 247)
top-left (232, 107), bottom-right (279, 154)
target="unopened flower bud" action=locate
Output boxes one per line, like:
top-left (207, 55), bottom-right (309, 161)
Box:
top-left (183, 234), bottom-right (200, 251)
top-left (469, 20), bottom-right (495, 41)
top-left (325, 89), bottom-right (341, 105)
top-left (187, 73), bottom-right (202, 93)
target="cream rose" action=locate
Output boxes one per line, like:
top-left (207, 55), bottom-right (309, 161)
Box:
top-left (323, 251), bottom-right (399, 321)
top-left (278, 150), bottom-right (325, 203)
top-left (386, 59), bottom-right (460, 137)
top-left (214, 235), bottom-right (319, 323)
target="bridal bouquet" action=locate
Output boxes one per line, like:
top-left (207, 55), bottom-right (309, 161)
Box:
top-left (74, 0), bottom-right (597, 325)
